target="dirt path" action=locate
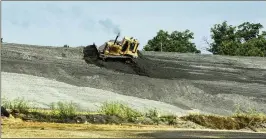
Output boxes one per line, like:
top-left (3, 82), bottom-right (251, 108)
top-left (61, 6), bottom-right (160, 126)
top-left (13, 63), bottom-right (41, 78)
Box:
top-left (2, 119), bottom-right (266, 138)
top-left (3, 128), bottom-right (266, 138)
top-left (139, 130), bottom-right (266, 138)
top-left (2, 43), bottom-right (266, 115)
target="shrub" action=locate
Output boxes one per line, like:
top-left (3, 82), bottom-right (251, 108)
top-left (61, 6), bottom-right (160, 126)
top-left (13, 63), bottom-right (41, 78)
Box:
top-left (2, 97), bottom-right (30, 113)
top-left (99, 101), bottom-right (142, 121)
top-left (145, 108), bottom-right (161, 124)
top-left (49, 101), bottom-right (78, 119)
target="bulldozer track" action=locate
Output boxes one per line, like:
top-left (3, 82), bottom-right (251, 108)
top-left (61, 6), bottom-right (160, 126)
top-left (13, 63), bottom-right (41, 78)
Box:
top-left (83, 44), bottom-right (150, 77)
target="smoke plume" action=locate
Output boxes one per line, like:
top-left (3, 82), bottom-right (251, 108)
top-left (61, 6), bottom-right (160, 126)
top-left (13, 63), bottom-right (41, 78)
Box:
top-left (98, 18), bottom-right (121, 35)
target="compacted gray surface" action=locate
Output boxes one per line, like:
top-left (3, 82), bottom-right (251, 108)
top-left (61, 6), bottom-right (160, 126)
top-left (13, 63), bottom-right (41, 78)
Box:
top-left (1, 43), bottom-right (266, 115)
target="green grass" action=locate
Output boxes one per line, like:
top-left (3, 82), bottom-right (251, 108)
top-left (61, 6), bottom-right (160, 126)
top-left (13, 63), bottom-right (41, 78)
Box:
top-left (98, 101), bottom-right (143, 122)
top-left (98, 102), bottom-right (171, 124)
top-left (26, 101), bottom-right (80, 122)
top-left (49, 101), bottom-right (78, 119)
top-left (2, 97), bottom-right (31, 113)
top-left (2, 97), bottom-right (266, 130)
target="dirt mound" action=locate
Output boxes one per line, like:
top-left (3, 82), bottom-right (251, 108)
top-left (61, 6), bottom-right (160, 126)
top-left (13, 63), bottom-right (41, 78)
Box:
top-left (2, 43), bottom-right (266, 115)
top-left (83, 48), bottom-right (266, 85)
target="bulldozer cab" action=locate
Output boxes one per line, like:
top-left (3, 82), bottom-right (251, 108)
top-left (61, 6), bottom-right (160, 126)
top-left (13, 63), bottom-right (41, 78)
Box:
top-left (120, 37), bottom-right (139, 56)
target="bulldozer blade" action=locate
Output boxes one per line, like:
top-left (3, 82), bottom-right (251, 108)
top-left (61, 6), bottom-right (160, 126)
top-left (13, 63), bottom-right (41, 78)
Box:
top-left (83, 44), bottom-right (100, 64)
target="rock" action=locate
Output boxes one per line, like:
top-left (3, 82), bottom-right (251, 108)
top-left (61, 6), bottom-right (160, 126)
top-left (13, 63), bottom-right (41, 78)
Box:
top-left (1, 106), bottom-right (10, 117)
top-left (10, 109), bottom-right (19, 118)
top-left (106, 115), bottom-right (123, 124)
top-left (74, 115), bottom-right (87, 124)
top-left (86, 114), bottom-right (108, 124)
top-left (74, 116), bottom-right (87, 124)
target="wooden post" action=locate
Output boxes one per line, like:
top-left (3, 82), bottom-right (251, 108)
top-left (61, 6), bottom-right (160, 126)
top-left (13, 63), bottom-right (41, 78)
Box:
top-left (161, 42), bottom-right (163, 52)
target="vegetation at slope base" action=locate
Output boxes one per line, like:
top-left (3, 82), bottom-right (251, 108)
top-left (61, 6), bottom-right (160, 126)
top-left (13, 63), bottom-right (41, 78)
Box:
top-left (1, 97), bottom-right (266, 131)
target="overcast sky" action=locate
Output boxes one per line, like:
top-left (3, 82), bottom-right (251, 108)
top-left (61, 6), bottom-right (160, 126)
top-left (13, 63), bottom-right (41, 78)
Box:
top-left (2, 1), bottom-right (266, 53)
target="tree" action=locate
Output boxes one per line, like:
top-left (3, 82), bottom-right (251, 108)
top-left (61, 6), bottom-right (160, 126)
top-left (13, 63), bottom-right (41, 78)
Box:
top-left (63, 44), bottom-right (69, 48)
top-left (236, 22), bottom-right (263, 42)
top-left (208, 21), bottom-right (237, 55)
top-left (208, 21), bottom-right (266, 57)
top-left (143, 30), bottom-right (201, 53)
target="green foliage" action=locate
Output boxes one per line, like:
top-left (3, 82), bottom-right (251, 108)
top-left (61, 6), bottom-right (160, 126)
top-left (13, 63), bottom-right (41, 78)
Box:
top-left (208, 21), bottom-right (266, 57)
top-left (143, 30), bottom-right (201, 53)
top-left (2, 97), bottom-right (30, 113)
top-left (146, 108), bottom-right (159, 118)
top-left (160, 115), bottom-right (178, 125)
top-left (50, 101), bottom-right (78, 119)
top-left (145, 108), bottom-right (161, 125)
top-left (99, 101), bottom-right (142, 121)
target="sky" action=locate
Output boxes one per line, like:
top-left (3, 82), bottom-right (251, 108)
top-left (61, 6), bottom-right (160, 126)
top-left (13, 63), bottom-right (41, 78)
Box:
top-left (2, 1), bottom-right (266, 54)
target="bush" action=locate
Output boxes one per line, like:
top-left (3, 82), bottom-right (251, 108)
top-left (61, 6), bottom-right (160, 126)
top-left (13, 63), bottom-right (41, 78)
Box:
top-left (99, 101), bottom-right (142, 121)
top-left (160, 115), bottom-right (178, 125)
top-left (145, 108), bottom-right (161, 124)
top-left (50, 101), bottom-right (78, 119)
top-left (2, 97), bottom-right (30, 113)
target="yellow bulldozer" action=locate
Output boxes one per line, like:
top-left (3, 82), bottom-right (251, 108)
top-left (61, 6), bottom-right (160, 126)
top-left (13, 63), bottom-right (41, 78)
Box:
top-left (83, 33), bottom-right (140, 64)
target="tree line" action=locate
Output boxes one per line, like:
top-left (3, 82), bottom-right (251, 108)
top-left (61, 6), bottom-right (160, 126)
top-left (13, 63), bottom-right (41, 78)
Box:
top-left (143, 21), bottom-right (266, 57)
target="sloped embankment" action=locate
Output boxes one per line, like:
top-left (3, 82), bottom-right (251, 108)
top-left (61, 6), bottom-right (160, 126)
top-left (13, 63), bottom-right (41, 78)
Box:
top-left (1, 43), bottom-right (266, 115)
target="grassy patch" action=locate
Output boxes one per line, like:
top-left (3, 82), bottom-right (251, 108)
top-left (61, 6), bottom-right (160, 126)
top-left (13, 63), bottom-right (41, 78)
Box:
top-left (3, 98), bottom-right (265, 130)
top-left (25, 101), bottom-right (80, 123)
top-left (232, 110), bottom-right (266, 130)
top-left (181, 114), bottom-right (240, 130)
top-left (49, 101), bottom-right (78, 119)
top-left (181, 106), bottom-right (266, 130)
top-left (1, 99), bottom-right (175, 125)
top-left (2, 97), bottom-right (31, 113)
top-left (98, 102), bottom-right (170, 125)
top-left (98, 101), bottom-right (143, 122)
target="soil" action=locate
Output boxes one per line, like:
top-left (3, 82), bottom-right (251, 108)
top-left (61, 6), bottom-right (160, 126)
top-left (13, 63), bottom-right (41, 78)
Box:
top-left (1, 43), bottom-right (266, 115)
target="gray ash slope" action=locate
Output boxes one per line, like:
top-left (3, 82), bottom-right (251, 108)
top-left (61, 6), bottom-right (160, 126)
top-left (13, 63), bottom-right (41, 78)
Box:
top-left (1, 43), bottom-right (266, 115)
